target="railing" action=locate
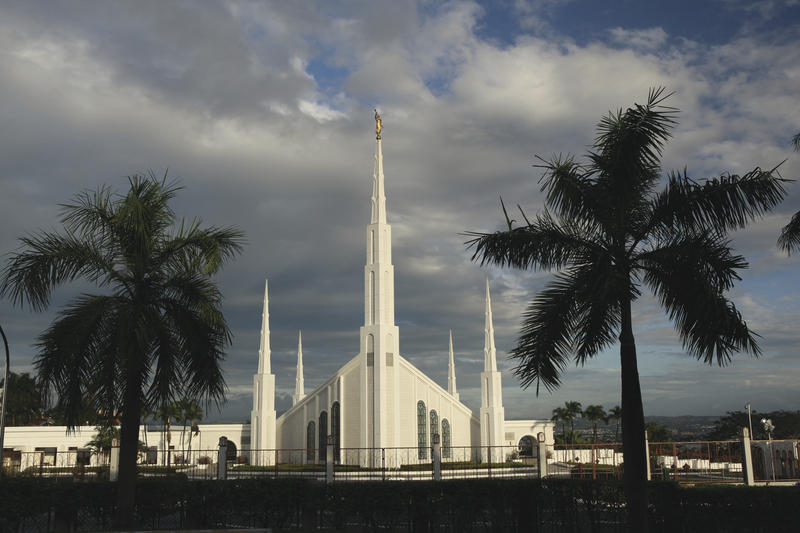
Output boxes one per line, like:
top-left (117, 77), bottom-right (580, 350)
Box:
top-left (548, 439), bottom-right (799, 484)
top-left (2, 445), bottom-right (542, 482)
top-left (6, 440), bottom-right (795, 484)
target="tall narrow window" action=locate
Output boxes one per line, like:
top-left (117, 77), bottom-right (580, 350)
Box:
top-left (417, 401), bottom-right (427, 459)
top-left (306, 421), bottom-right (316, 461)
top-left (430, 410), bottom-right (439, 444)
top-left (319, 411), bottom-right (328, 463)
top-left (331, 401), bottom-right (341, 463)
top-left (442, 419), bottom-right (451, 459)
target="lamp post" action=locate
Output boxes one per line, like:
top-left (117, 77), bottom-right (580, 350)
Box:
top-left (745, 403), bottom-right (753, 442)
top-left (0, 322), bottom-right (10, 484)
top-left (761, 418), bottom-right (775, 481)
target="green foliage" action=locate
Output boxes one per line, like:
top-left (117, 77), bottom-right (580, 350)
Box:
top-left (86, 424), bottom-right (121, 453)
top-left (555, 430), bottom-right (587, 445)
top-left (645, 421), bottom-right (674, 443)
top-left (583, 404), bottom-right (608, 442)
top-left (0, 371), bottom-right (43, 426)
top-left (1, 476), bottom-right (798, 532)
top-left (0, 172), bottom-right (244, 526)
top-left (466, 88), bottom-right (787, 531)
top-left (706, 409), bottom-right (800, 440)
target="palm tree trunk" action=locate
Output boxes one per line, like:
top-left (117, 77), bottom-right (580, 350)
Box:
top-left (620, 299), bottom-right (648, 533)
top-left (114, 382), bottom-right (142, 528)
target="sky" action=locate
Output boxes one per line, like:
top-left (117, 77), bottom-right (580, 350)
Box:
top-left (1, 0), bottom-right (799, 424)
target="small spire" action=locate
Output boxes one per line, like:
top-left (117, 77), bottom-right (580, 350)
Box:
top-left (448, 330), bottom-right (459, 401)
top-left (484, 279), bottom-right (497, 372)
top-left (293, 331), bottom-right (305, 406)
top-left (258, 280), bottom-right (271, 374)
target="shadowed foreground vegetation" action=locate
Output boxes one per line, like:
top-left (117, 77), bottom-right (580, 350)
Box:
top-left (1, 476), bottom-right (797, 532)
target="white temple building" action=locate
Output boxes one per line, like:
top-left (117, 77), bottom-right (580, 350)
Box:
top-left (2, 117), bottom-right (553, 465)
top-left (249, 116), bottom-right (553, 465)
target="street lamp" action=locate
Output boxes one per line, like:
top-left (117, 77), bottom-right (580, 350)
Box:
top-left (745, 403), bottom-right (753, 441)
top-left (761, 418), bottom-right (776, 481)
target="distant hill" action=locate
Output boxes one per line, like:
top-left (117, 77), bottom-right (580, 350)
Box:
top-left (571, 415), bottom-right (720, 440)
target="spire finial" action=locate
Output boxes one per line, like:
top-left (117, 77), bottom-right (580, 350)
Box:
top-left (374, 109), bottom-right (382, 140)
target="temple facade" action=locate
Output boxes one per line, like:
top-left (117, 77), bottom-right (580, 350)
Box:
top-left (250, 120), bottom-right (552, 465)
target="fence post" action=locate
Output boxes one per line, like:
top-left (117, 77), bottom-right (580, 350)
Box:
top-left (217, 436), bottom-right (227, 480)
top-left (644, 430), bottom-right (651, 481)
top-left (326, 435), bottom-right (333, 483)
top-left (537, 432), bottom-right (547, 478)
top-left (109, 437), bottom-right (120, 482)
top-left (739, 427), bottom-right (755, 486)
top-left (432, 434), bottom-right (441, 481)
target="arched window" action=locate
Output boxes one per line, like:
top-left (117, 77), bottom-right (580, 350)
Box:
top-left (442, 419), bottom-right (451, 459)
top-left (417, 401), bottom-right (427, 459)
top-left (319, 411), bottom-right (328, 463)
top-left (430, 410), bottom-right (439, 444)
top-left (519, 435), bottom-right (534, 457)
top-left (331, 401), bottom-right (341, 463)
top-left (306, 421), bottom-right (316, 461)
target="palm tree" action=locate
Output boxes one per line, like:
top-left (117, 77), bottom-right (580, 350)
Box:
top-left (155, 401), bottom-right (180, 465)
top-left (0, 371), bottom-right (43, 426)
top-left (550, 406), bottom-right (569, 461)
top-left (778, 133), bottom-right (800, 254)
top-left (583, 405), bottom-right (607, 443)
top-left (564, 401), bottom-right (582, 444)
top-left (550, 406), bottom-right (568, 438)
top-left (0, 173), bottom-right (244, 527)
top-left (182, 400), bottom-right (203, 456)
top-left (607, 405), bottom-right (622, 443)
top-left (465, 88), bottom-right (786, 532)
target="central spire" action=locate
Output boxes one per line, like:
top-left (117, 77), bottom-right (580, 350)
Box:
top-left (371, 111), bottom-right (386, 225)
top-left (360, 111), bottom-right (400, 450)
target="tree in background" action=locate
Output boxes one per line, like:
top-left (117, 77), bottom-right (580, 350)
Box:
top-left (550, 406), bottom-right (568, 438)
top-left (564, 401), bottom-right (583, 445)
top-left (550, 406), bottom-right (569, 461)
top-left (0, 371), bottom-right (43, 426)
top-left (86, 424), bottom-right (121, 464)
top-left (606, 405), bottom-right (622, 443)
top-left (155, 402), bottom-right (179, 460)
top-left (554, 430), bottom-right (586, 446)
top-left (583, 404), bottom-right (607, 442)
top-left (466, 88), bottom-right (786, 532)
top-left (0, 173), bottom-right (244, 527)
top-left (707, 410), bottom-right (800, 440)
top-left (645, 421), bottom-right (674, 443)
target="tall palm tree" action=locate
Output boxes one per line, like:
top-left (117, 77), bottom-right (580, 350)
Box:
top-left (550, 406), bottom-right (569, 461)
top-left (0, 372), bottom-right (43, 426)
top-left (182, 399), bottom-right (203, 455)
top-left (0, 173), bottom-right (244, 527)
top-left (583, 405), bottom-right (607, 443)
top-left (550, 406), bottom-right (568, 438)
top-left (155, 402), bottom-right (179, 462)
top-left (607, 405), bottom-right (622, 443)
top-left (564, 401), bottom-right (582, 444)
top-left (466, 88), bottom-right (786, 532)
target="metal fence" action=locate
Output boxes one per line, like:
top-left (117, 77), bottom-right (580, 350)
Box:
top-left (5, 439), bottom-right (797, 484)
top-left (547, 439), bottom-right (799, 484)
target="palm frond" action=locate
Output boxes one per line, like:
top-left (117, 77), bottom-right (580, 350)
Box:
top-left (777, 210), bottom-right (800, 255)
top-left (465, 210), bottom-right (601, 271)
top-left (654, 165), bottom-right (789, 233)
top-left (510, 275), bottom-right (581, 394)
